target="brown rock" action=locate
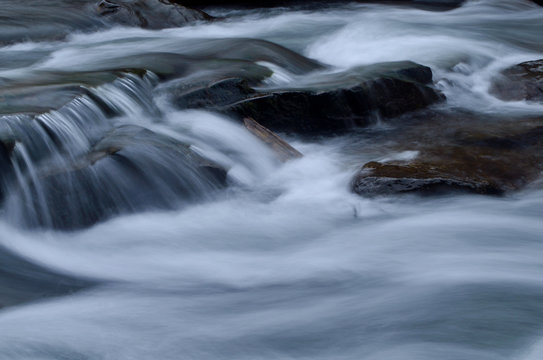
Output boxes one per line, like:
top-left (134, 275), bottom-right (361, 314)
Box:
top-left (353, 160), bottom-right (504, 196)
top-left (351, 115), bottom-right (543, 196)
top-left (490, 59), bottom-right (543, 102)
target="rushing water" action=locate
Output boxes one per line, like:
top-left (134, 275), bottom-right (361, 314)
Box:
top-left (1, 1), bottom-right (543, 359)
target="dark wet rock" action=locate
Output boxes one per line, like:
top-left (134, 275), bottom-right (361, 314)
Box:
top-left (15, 125), bottom-right (227, 230)
top-left (96, 0), bottom-right (212, 29)
top-left (351, 115), bottom-right (543, 197)
top-left (165, 61), bottom-right (443, 135)
top-left (167, 61), bottom-right (442, 135)
top-left (87, 125), bottom-right (226, 177)
top-left (0, 136), bottom-right (16, 203)
top-left (243, 117), bottom-right (303, 162)
top-left (224, 61), bottom-right (443, 134)
top-left (490, 59), bottom-right (543, 102)
top-left (0, 245), bottom-right (94, 309)
top-left (533, 0), bottom-right (543, 6)
top-left (169, 78), bottom-right (257, 109)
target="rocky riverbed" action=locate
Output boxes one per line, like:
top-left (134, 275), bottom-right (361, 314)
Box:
top-left (1, 1), bottom-right (543, 360)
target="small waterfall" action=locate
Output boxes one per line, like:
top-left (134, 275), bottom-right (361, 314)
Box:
top-left (0, 72), bottom-right (249, 230)
top-left (2, 1), bottom-right (543, 360)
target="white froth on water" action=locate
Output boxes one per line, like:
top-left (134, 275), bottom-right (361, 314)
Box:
top-left (2, 1), bottom-right (543, 359)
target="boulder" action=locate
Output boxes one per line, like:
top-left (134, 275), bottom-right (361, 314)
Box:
top-left (169, 62), bottom-right (443, 135)
top-left (169, 78), bottom-right (257, 109)
top-left (352, 161), bottom-right (503, 196)
top-left (225, 61), bottom-right (444, 134)
top-left (351, 116), bottom-right (543, 197)
top-left (96, 0), bottom-right (212, 29)
top-left (490, 59), bottom-right (543, 102)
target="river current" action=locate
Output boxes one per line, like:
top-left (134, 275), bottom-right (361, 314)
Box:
top-left (1, 1), bottom-right (543, 359)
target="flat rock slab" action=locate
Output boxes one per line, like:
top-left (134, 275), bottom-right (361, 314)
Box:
top-left (353, 161), bottom-right (504, 196)
top-left (351, 113), bottom-right (543, 196)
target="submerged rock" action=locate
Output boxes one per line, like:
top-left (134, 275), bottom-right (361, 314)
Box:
top-left (96, 0), bottom-right (212, 29)
top-left (0, 70), bottom-right (152, 117)
top-left (490, 59), bottom-right (543, 102)
top-left (0, 245), bottom-right (94, 309)
top-left (0, 84), bottom-right (89, 115)
top-left (169, 78), bottom-right (257, 109)
top-left (14, 125), bottom-right (227, 230)
top-left (96, 38), bottom-right (320, 83)
top-left (0, 0), bottom-right (102, 45)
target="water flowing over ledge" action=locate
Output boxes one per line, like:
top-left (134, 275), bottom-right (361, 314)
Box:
top-left (1, 1), bottom-right (543, 359)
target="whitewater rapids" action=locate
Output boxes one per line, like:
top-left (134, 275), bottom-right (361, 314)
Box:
top-left (1, 1), bottom-right (543, 359)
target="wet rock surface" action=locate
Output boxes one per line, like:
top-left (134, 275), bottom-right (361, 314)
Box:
top-left (167, 78), bottom-right (257, 110)
top-left (96, 0), bottom-right (212, 29)
top-left (353, 160), bottom-right (504, 196)
top-left (15, 125), bottom-right (227, 230)
top-left (171, 61), bottom-right (443, 135)
top-left (351, 112), bottom-right (543, 196)
top-left (490, 59), bottom-right (543, 102)
top-left (229, 62), bottom-right (442, 134)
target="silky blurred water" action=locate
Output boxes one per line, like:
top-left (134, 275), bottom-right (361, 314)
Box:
top-left (1, 1), bottom-right (543, 359)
